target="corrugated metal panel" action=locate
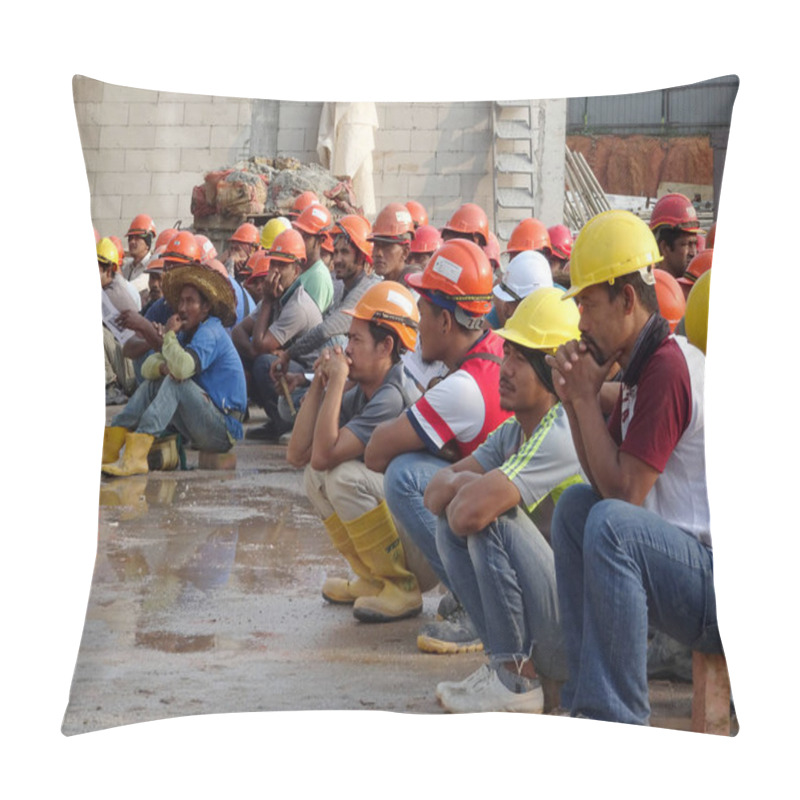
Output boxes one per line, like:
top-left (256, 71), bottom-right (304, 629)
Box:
top-left (567, 75), bottom-right (738, 135)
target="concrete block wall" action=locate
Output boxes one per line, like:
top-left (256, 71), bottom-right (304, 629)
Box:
top-left (74, 76), bottom-right (252, 240)
top-left (74, 76), bottom-right (564, 248)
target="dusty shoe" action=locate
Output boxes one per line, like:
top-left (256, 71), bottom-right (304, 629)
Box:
top-left (352, 581), bottom-right (422, 623)
top-left (438, 666), bottom-right (544, 714)
top-left (647, 630), bottom-right (693, 682)
top-left (435, 664), bottom-right (492, 702)
top-left (321, 576), bottom-right (381, 605)
top-left (417, 605), bottom-right (483, 654)
top-left (147, 434), bottom-right (180, 471)
top-left (436, 591), bottom-right (460, 620)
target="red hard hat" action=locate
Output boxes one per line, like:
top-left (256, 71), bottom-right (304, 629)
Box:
top-left (162, 231), bottom-right (202, 265)
top-left (405, 200), bottom-right (429, 228)
top-left (654, 269), bottom-right (687, 333)
top-left (293, 203), bottom-right (333, 236)
top-left (288, 190), bottom-right (320, 218)
top-left (547, 224), bottom-right (573, 260)
top-left (194, 234), bottom-right (218, 263)
top-left (442, 203), bottom-right (489, 247)
top-left (649, 193), bottom-right (702, 233)
top-left (334, 215), bottom-right (374, 262)
top-left (483, 231), bottom-right (501, 270)
top-left (368, 203), bottom-right (415, 243)
top-left (409, 224), bottom-right (443, 255)
top-left (706, 221), bottom-right (717, 249)
top-left (269, 228), bottom-right (307, 263)
top-left (405, 239), bottom-right (494, 316)
top-left (505, 218), bottom-right (551, 254)
top-left (228, 222), bottom-right (260, 246)
top-left (127, 214), bottom-right (157, 238)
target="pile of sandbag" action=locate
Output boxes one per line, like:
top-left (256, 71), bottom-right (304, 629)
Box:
top-left (191, 156), bottom-right (363, 224)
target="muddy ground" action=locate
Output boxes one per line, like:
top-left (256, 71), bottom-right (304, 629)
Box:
top-left (60, 405), bottom-right (723, 738)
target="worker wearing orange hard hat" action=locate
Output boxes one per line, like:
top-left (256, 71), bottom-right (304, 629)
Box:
top-left (287, 282), bottom-right (426, 623)
top-left (292, 203), bottom-right (335, 314)
top-left (441, 203), bottom-right (490, 248)
top-left (407, 224), bottom-right (443, 268)
top-left (221, 222), bottom-right (261, 283)
top-left (122, 214), bottom-right (158, 303)
top-left (367, 202), bottom-right (416, 282)
top-left (405, 200), bottom-right (429, 229)
top-left (365, 239), bottom-right (514, 652)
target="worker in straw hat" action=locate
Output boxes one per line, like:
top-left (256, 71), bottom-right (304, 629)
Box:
top-left (101, 259), bottom-right (247, 477)
top-left (545, 209), bottom-right (723, 724)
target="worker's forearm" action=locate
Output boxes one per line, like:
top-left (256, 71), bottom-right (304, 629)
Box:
top-left (286, 377), bottom-right (324, 467)
top-left (310, 373), bottom-right (347, 470)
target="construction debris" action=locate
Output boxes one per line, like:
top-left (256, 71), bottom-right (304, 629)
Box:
top-left (191, 156), bottom-right (363, 229)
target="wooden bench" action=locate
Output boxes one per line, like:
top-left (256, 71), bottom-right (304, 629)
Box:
top-left (691, 651), bottom-right (730, 735)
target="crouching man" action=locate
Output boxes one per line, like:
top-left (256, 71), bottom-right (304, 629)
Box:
top-left (424, 288), bottom-right (585, 713)
top-left (102, 260), bottom-right (247, 476)
top-left (547, 210), bottom-right (723, 725)
top-left (286, 282), bottom-right (427, 622)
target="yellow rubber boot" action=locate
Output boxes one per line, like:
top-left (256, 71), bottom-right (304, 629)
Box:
top-left (102, 432), bottom-right (155, 477)
top-left (347, 501), bottom-right (423, 623)
top-left (102, 426), bottom-right (128, 466)
top-left (320, 512), bottom-right (382, 604)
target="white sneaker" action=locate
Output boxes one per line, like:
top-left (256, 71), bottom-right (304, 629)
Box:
top-left (435, 664), bottom-right (492, 702)
top-left (439, 667), bottom-right (544, 714)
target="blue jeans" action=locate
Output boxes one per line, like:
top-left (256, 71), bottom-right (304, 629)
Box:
top-left (383, 452), bottom-right (452, 590)
top-left (551, 483), bottom-right (721, 725)
top-left (436, 507), bottom-right (567, 681)
top-left (251, 353), bottom-right (306, 434)
top-left (111, 376), bottom-right (232, 452)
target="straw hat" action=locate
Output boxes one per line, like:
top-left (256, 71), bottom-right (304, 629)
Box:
top-left (162, 262), bottom-right (237, 327)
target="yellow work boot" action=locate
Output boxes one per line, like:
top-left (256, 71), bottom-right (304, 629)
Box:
top-left (102, 432), bottom-right (155, 477)
top-left (102, 426), bottom-right (128, 466)
top-left (347, 501), bottom-right (423, 623)
top-left (147, 434), bottom-right (180, 471)
top-left (320, 512), bottom-right (382, 604)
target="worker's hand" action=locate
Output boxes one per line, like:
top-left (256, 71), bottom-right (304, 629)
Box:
top-left (319, 345), bottom-right (350, 385)
top-left (116, 309), bottom-right (147, 332)
top-left (283, 372), bottom-right (309, 394)
top-left (263, 270), bottom-right (283, 301)
top-left (546, 339), bottom-right (616, 407)
top-left (269, 350), bottom-right (291, 382)
top-left (165, 313), bottom-right (183, 334)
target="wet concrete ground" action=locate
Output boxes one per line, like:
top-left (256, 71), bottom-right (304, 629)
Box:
top-left (62, 405), bottom-right (720, 736)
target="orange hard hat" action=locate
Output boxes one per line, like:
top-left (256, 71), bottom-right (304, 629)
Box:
top-left (547, 224), bottom-right (573, 260)
top-left (243, 252), bottom-right (273, 285)
top-left (288, 190), bottom-right (320, 218)
top-left (505, 218), bottom-right (551, 254)
top-left (442, 203), bottom-right (489, 247)
top-left (228, 222), bottom-right (260, 246)
top-left (405, 239), bottom-right (494, 318)
top-left (268, 228), bottom-right (307, 263)
top-left (321, 230), bottom-right (335, 253)
top-left (293, 203), bottom-right (333, 236)
top-left (344, 280), bottom-right (420, 352)
top-left (649, 193), bottom-right (702, 233)
top-left (126, 214), bottom-right (157, 239)
top-left (162, 231), bottom-right (202, 265)
top-left (677, 249), bottom-right (713, 288)
top-left (405, 200), bottom-right (429, 228)
top-left (155, 227), bottom-right (179, 251)
top-left (368, 203), bottom-right (415, 243)
top-left (654, 269), bottom-right (686, 333)
top-left (409, 224), bottom-right (443, 255)
top-left (334, 215), bottom-right (374, 262)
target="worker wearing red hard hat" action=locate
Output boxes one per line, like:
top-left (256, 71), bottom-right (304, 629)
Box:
top-left (648, 193), bottom-right (703, 280)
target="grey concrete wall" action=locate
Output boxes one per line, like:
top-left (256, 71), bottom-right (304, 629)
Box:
top-left (74, 76), bottom-right (565, 247)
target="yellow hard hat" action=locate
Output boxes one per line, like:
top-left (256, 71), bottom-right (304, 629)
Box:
top-left (684, 269), bottom-right (710, 354)
top-left (564, 209), bottom-right (662, 299)
top-left (496, 287), bottom-right (581, 353)
top-left (260, 216), bottom-right (291, 250)
top-left (97, 237), bottom-right (120, 269)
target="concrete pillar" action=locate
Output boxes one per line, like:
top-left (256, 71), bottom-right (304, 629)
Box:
top-left (534, 98), bottom-right (567, 226)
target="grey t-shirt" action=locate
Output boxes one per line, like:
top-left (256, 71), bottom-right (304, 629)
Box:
top-left (471, 404), bottom-right (585, 541)
top-left (256, 281), bottom-right (323, 368)
top-left (340, 362), bottom-right (422, 448)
